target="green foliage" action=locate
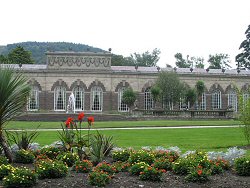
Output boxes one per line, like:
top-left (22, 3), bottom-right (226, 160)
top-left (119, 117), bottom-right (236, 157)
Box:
top-left (139, 166), bottom-right (163, 181)
top-left (0, 67), bottom-right (31, 162)
top-left (236, 25), bottom-right (250, 69)
top-left (174, 53), bottom-right (191, 68)
top-left (130, 48), bottom-right (161, 67)
top-left (7, 46), bottom-right (34, 64)
top-left (150, 86), bottom-right (161, 104)
top-left (129, 162), bottom-right (150, 176)
top-left (173, 158), bottom-right (192, 175)
top-left (88, 170), bottom-right (111, 187)
top-left (122, 88), bottom-right (137, 108)
top-left (185, 166), bottom-right (210, 183)
top-left (112, 161), bottom-right (130, 172)
top-left (56, 152), bottom-right (79, 167)
top-left (72, 159), bottom-right (93, 173)
top-left (0, 155), bottom-right (9, 165)
top-left (3, 167), bottom-right (37, 187)
top-left (184, 88), bottom-right (197, 108)
top-left (94, 162), bottom-right (116, 175)
top-left (14, 149), bottom-right (35, 164)
top-left (210, 163), bottom-right (224, 175)
top-left (6, 129), bottom-right (39, 150)
top-left (0, 164), bottom-right (15, 180)
top-left (90, 131), bottom-right (115, 165)
top-left (128, 150), bottom-right (155, 165)
top-left (153, 150), bottom-right (179, 162)
top-left (208, 53), bottom-right (231, 69)
top-left (155, 71), bottom-right (186, 109)
top-left (234, 157), bottom-right (250, 176)
top-left (39, 146), bottom-right (62, 160)
top-left (112, 149), bottom-right (130, 162)
top-left (35, 159), bottom-right (68, 179)
top-left (191, 56), bottom-right (205, 68)
top-left (152, 157), bottom-right (173, 171)
top-left (1, 42), bottom-right (105, 64)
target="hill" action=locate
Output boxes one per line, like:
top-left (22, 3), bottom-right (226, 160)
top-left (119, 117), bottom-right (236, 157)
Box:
top-left (0, 42), bottom-right (106, 64)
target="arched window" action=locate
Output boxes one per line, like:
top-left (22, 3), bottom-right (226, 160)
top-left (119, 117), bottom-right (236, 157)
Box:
top-left (144, 88), bottom-right (154, 110)
top-left (118, 88), bottom-right (129, 112)
top-left (228, 89), bottom-right (237, 111)
top-left (91, 86), bottom-right (103, 111)
top-left (27, 86), bottom-right (39, 111)
top-left (211, 89), bottom-right (221, 110)
top-left (243, 92), bottom-right (249, 107)
top-left (73, 86), bottom-right (84, 111)
top-left (200, 93), bottom-right (206, 110)
top-left (54, 86), bottom-right (66, 111)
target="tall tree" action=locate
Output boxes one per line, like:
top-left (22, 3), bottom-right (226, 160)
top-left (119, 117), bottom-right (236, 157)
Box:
top-left (122, 88), bottom-right (137, 112)
top-left (155, 71), bottom-right (186, 109)
top-left (195, 80), bottom-right (205, 109)
top-left (174, 53), bottom-right (191, 68)
top-left (131, 48), bottom-right (161, 67)
top-left (0, 67), bottom-right (31, 162)
top-left (190, 56), bottom-right (205, 68)
top-left (208, 53), bottom-right (231, 69)
top-left (236, 25), bottom-right (250, 69)
top-left (184, 88), bottom-right (197, 108)
top-left (7, 46), bottom-right (34, 64)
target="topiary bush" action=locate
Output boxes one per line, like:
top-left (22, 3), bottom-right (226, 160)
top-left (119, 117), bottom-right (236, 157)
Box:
top-left (14, 149), bottom-right (35, 164)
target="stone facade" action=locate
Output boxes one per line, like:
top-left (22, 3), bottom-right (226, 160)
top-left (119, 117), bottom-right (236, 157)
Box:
top-left (1, 52), bottom-right (250, 113)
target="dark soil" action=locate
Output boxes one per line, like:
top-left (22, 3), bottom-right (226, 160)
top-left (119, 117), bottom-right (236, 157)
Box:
top-left (2, 163), bottom-right (249, 188)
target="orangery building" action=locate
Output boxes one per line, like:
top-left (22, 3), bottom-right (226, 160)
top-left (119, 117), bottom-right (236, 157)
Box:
top-left (1, 51), bottom-right (250, 114)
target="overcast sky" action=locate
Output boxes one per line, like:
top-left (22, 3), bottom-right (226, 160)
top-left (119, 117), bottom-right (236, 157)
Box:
top-left (0, 0), bottom-right (249, 68)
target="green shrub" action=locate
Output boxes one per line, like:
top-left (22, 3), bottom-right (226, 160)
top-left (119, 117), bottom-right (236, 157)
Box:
top-left (185, 166), bottom-right (210, 183)
top-left (56, 152), bottom-right (79, 167)
top-left (234, 157), bottom-right (250, 176)
top-left (0, 164), bottom-right (15, 180)
top-left (112, 149), bottom-right (130, 162)
top-left (112, 161), bottom-right (130, 172)
top-left (186, 151), bottom-right (211, 169)
top-left (88, 170), bottom-right (111, 187)
top-left (35, 159), bottom-right (68, 179)
top-left (212, 158), bottom-right (230, 170)
top-left (173, 158), bottom-right (192, 175)
top-left (14, 149), bottom-right (35, 164)
top-left (72, 160), bottom-right (93, 173)
top-left (129, 162), bottom-right (150, 176)
top-left (139, 166), bottom-right (163, 182)
top-left (3, 167), bottom-right (37, 187)
top-left (94, 162), bottom-right (116, 175)
top-left (210, 163), bottom-right (224, 175)
top-left (128, 150), bottom-right (155, 165)
top-left (152, 157), bottom-right (172, 171)
top-left (40, 146), bottom-right (61, 160)
top-left (0, 155), bottom-right (9, 165)
top-left (154, 150), bottom-right (179, 162)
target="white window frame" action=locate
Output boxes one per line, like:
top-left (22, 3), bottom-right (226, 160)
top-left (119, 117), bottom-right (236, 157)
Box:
top-left (212, 89), bottom-right (222, 110)
top-left (54, 86), bottom-right (66, 111)
top-left (144, 88), bottom-right (154, 110)
top-left (91, 86), bottom-right (103, 112)
top-left (118, 88), bottom-right (129, 112)
top-left (228, 89), bottom-right (237, 112)
top-left (73, 86), bottom-right (84, 111)
top-left (27, 86), bottom-right (39, 111)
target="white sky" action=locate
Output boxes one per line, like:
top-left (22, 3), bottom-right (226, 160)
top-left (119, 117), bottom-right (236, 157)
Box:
top-left (0, 0), bottom-right (249, 68)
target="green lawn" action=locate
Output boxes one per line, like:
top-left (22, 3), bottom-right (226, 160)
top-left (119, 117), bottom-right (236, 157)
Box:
top-left (32, 127), bottom-right (248, 153)
top-left (6, 119), bottom-right (241, 129)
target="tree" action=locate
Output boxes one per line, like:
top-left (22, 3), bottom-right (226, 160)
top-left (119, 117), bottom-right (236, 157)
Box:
top-left (7, 46), bottom-right (34, 64)
top-left (174, 53), bottom-right (191, 68)
top-left (130, 48), bottom-right (161, 67)
top-left (184, 88), bottom-right (197, 108)
top-left (208, 53), bottom-right (231, 69)
top-left (150, 86), bottom-right (161, 108)
top-left (122, 88), bottom-right (137, 111)
top-left (236, 25), bottom-right (250, 69)
top-left (190, 56), bottom-right (205, 68)
top-left (0, 67), bottom-right (31, 162)
top-left (155, 71), bottom-right (186, 110)
top-left (195, 80), bottom-right (205, 110)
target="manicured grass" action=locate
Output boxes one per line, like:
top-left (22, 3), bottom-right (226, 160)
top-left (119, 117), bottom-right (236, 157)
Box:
top-left (6, 119), bottom-right (241, 129)
top-left (33, 127), bottom-right (247, 153)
